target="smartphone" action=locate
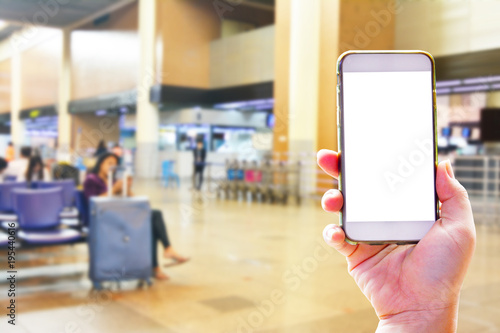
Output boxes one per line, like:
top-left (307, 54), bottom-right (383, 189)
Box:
top-left (337, 51), bottom-right (439, 244)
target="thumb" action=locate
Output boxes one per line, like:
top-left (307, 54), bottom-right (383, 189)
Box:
top-left (436, 160), bottom-right (475, 240)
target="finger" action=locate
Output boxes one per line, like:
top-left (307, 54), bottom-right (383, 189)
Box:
top-left (321, 189), bottom-right (343, 213)
top-left (436, 161), bottom-right (473, 224)
top-left (317, 149), bottom-right (339, 179)
top-left (323, 224), bottom-right (357, 256)
top-left (323, 224), bottom-right (395, 272)
top-left (435, 160), bottom-right (475, 249)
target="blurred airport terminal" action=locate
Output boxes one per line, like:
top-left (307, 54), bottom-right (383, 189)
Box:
top-left (0, 0), bottom-right (500, 332)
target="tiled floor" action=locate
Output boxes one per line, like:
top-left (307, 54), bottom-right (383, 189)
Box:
top-left (1, 180), bottom-right (499, 332)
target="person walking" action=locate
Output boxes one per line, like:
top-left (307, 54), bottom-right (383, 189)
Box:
top-left (5, 142), bottom-right (14, 162)
top-left (192, 141), bottom-right (206, 191)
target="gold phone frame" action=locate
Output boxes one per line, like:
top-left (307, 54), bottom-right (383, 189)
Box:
top-left (336, 50), bottom-right (439, 245)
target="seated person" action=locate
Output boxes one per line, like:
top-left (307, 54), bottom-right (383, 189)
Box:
top-left (83, 152), bottom-right (189, 280)
top-left (4, 146), bottom-right (31, 180)
top-left (0, 157), bottom-right (8, 182)
top-left (18, 156), bottom-right (51, 183)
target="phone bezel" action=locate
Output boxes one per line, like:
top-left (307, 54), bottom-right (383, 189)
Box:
top-left (337, 50), bottom-right (439, 245)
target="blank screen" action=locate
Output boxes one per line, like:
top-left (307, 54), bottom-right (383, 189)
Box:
top-left (342, 71), bottom-right (436, 223)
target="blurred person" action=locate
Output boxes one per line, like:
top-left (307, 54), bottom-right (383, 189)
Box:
top-left (317, 149), bottom-right (475, 332)
top-left (111, 143), bottom-right (123, 162)
top-left (5, 142), bottom-right (14, 162)
top-left (94, 140), bottom-right (107, 157)
top-left (19, 156), bottom-right (51, 183)
top-left (193, 141), bottom-right (206, 191)
top-left (0, 157), bottom-right (8, 182)
top-left (83, 152), bottom-right (189, 280)
top-left (4, 146), bottom-right (32, 180)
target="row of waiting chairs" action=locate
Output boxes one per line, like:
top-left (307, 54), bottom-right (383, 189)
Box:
top-left (216, 160), bottom-right (301, 205)
top-left (0, 180), bottom-right (88, 248)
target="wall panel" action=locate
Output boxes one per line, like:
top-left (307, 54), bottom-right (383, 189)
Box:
top-left (396, 0), bottom-right (500, 57)
top-left (71, 2), bottom-right (139, 100)
top-left (156, 0), bottom-right (220, 88)
top-left (210, 25), bottom-right (274, 88)
top-left (0, 59), bottom-right (10, 113)
top-left (20, 31), bottom-right (61, 109)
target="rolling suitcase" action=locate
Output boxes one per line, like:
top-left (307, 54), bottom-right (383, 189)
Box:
top-left (89, 197), bottom-right (152, 289)
top-left (88, 168), bottom-right (152, 289)
top-left (89, 166), bottom-right (153, 290)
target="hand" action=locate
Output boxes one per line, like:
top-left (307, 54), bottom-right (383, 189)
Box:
top-left (112, 179), bottom-right (124, 195)
top-left (317, 149), bottom-right (475, 332)
top-left (126, 175), bottom-right (133, 197)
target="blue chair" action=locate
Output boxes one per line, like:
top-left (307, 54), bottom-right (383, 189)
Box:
top-left (0, 182), bottom-right (27, 213)
top-left (162, 160), bottom-right (180, 188)
top-left (35, 179), bottom-right (76, 208)
top-left (12, 188), bottom-right (82, 245)
top-left (74, 189), bottom-right (89, 227)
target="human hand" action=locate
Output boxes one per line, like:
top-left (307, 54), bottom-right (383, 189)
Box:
top-left (126, 175), bottom-right (133, 197)
top-left (317, 149), bottom-right (475, 332)
top-left (112, 179), bottom-right (124, 195)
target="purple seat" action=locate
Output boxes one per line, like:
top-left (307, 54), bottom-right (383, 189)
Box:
top-left (12, 188), bottom-right (64, 230)
top-left (36, 180), bottom-right (76, 208)
top-left (18, 229), bottom-right (81, 245)
top-left (0, 182), bottom-right (27, 212)
top-left (74, 189), bottom-right (89, 226)
top-left (12, 188), bottom-right (82, 245)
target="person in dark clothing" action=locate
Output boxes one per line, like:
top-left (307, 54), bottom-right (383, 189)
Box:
top-left (83, 152), bottom-right (189, 280)
top-left (23, 155), bottom-right (50, 183)
top-left (94, 140), bottom-right (108, 157)
top-left (193, 141), bottom-right (206, 191)
top-left (0, 157), bottom-right (8, 180)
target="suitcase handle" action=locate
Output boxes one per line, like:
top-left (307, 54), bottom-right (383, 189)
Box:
top-left (108, 166), bottom-right (131, 197)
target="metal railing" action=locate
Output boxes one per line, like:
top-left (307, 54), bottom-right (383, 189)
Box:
top-left (454, 155), bottom-right (500, 227)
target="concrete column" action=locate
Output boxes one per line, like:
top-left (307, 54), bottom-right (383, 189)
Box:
top-left (10, 41), bottom-right (25, 157)
top-left (287, 0), bottom-right (321, 194)
top-left (57, 28), bottom-right (72, 162)
top-left (288, 0), bottom-right (321, 155)
top-left (316, 0), bottom-right (341, 193)
top-left (135, 0), bottom-right (159, 178)
top-left (272, 0), bottom-right (291, 161)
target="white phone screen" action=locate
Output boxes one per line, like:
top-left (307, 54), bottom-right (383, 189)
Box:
top-left (342, 70), bottom-right (436, 224)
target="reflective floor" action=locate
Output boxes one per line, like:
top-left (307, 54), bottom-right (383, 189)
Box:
top-left (1, 180), bottom-right (499, 333)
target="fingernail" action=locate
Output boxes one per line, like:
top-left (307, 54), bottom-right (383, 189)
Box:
top-left (326, 228), bottom-right (335, 240)
top-left (445, 160), bottom-right (455, 179)
top-left (326, 189), bottom-right (336, 196)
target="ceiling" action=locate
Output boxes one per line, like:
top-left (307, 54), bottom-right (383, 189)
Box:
top-left (0, 23), bottom-right (21, 41)
top-left (0, 0), bottom-right (132, 41)
top-left (0, 0), bottom-right (274, 42)
top-left (243, 0), bottom-right (274, 9)
top-left (435, 48), bottom-right (500, 81)
top-left (0, 0), bottom-right (129, 27)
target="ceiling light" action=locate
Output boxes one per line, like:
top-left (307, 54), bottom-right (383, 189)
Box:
top-left (436, 80), bottom-right (461, 88)
top-left (452, 85), bottom-right (489, 93)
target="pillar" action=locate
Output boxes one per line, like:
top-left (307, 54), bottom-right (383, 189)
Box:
top-left (316, 0), bottom-right (341, 193)
top-left (273, 0), bottom-right (396, 195)
top-left (135, 0), bottom-right (159, 178)
top-left (272, 0), bottom-right (291, 161)
top-left (57, 28), bottom-right (72, 162)
top-left (287, 0), bottom-right (321, 156)
top-left (10, 38), bottom-right (25, 157)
